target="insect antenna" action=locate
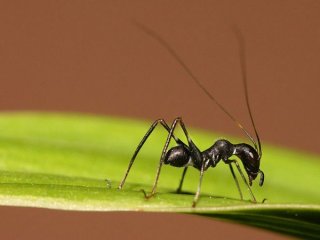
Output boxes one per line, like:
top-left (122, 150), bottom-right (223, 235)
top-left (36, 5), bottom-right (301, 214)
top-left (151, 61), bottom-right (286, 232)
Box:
top-left (232, 26), bottom-right (262, 157)
top-left (133, 20), bottom-right (261, 156)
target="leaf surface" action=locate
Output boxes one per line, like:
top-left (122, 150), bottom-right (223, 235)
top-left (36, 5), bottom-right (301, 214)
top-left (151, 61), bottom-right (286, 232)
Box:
top-left (0, 113), bottom-right (319, 238)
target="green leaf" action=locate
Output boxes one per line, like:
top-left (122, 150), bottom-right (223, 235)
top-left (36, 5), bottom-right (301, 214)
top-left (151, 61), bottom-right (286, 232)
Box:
top-left (0, 112), bottom-right (319, 238)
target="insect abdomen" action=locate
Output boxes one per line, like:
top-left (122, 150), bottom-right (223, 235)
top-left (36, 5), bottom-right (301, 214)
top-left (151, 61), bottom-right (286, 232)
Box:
top-left (164, 145), bottom-right (190, 167)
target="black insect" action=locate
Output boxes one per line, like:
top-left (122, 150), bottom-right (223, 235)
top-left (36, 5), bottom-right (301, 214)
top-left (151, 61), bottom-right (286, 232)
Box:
top-left (118, 22), bottom-right (265, 207)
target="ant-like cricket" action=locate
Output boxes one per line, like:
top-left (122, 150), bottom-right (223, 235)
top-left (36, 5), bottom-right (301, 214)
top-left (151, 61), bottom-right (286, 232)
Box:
top-left (118, 21), bottom-right (265, 207)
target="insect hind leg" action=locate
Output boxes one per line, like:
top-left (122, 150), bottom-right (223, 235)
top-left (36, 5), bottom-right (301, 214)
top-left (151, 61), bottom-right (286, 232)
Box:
top-left (118, 119), bottom-right (181, 189)
top-left (148, 117), bottom-right (196, 198)
top-left (176, 166), bottom-right (188, 193)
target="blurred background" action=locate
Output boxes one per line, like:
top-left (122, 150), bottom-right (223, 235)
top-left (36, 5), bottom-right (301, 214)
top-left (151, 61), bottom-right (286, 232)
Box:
top-left (0, 0), bottom-right (319, 239)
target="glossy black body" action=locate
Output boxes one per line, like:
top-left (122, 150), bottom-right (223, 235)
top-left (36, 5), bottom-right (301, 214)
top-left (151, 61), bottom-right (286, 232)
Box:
top-left (164, 139), bottom-right (263, 186)
top-left (119, 117), bottom-right (265, 207)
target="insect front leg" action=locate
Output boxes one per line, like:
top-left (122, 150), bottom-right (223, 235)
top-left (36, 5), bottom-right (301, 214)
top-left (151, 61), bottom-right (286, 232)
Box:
top-left (228, 163), bottom-right (243, 200)
top-left (118, 119), bottom-right (181, 190)
top-left (225, 159), bottom-right (256, 202)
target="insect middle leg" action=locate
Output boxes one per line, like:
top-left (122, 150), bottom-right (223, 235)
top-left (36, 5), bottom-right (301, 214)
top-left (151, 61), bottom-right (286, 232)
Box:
top-left (118, 119), bottom-right (182, 189)
top-left (192, 163), bottom-right (205, 208)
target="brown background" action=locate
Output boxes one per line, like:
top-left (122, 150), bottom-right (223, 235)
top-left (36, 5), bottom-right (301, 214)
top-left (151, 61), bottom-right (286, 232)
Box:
top-left (1, 0), bottom-right (319, 239)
